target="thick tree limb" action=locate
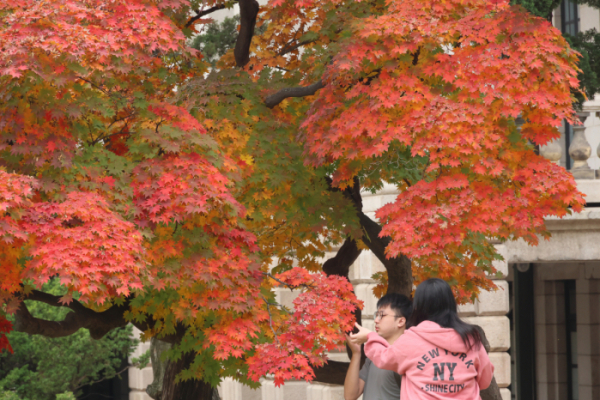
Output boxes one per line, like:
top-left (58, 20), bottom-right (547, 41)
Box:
top-left (234, 0), bottom-right (259, 67)
top-left (265, 80), bottom-right (324, 108)
top-left (13, 290), bottom-right (185, 343)
top-left (322, 238), bottom-right (361, 279)
top-left (325, 177), bottom-right (412, 296)
top-left (357, 211), bottom-right (412, 297)
top-left (185, 5), bottom-right (230, 28)
top-left (14, 291), bottom-right (128, 340)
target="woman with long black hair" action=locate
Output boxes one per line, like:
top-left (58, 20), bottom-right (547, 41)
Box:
top-left (349, 278), bottom-right (494, 399)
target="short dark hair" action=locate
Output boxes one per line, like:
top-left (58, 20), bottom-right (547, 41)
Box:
top-left (376, 293), bottom-right (413, 320)
top-left (407, 278), bottom-right (482, 351)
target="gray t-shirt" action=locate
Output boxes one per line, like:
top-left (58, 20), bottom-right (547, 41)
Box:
top-left (359, 358), bottom-right (402, 400)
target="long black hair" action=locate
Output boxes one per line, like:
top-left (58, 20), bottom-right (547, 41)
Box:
top-left (407, 278), bottom-right (482, 351)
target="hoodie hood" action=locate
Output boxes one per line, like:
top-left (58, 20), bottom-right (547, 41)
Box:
top-left (408, 320), bottom-right (469, 353)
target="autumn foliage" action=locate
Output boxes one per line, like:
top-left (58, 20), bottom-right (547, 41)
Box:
top-left (0, 0), bottom-right (585, 390)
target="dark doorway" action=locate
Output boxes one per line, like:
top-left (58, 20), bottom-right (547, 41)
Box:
top-left (564, 280), bottom-right (578, 400)
top-left (513, 264), bottom-right (536, 400)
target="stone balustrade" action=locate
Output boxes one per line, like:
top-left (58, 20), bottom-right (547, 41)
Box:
top-left (540, 107), bottom-right (600, 182)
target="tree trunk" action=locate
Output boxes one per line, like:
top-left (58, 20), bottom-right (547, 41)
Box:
top-left (161, 351), bottom-right (217, 400)
top-left (146, 338), bottom-right (171, 400)
top-left (477, 325), bottom-right (503, 400)
top-left (146, 339), bottom-right (220, 400)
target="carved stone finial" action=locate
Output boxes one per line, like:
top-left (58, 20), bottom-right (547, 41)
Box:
top-left (569, 112), bottom-right (595, 179)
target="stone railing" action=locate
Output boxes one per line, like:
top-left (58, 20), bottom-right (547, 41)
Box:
top-left (540, 110), bottom-right (600, 180)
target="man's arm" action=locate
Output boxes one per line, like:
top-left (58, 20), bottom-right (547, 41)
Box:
top-left (344, 334), bottom-right (365, 400)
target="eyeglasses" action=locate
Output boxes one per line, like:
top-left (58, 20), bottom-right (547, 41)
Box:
top-left (373, 311), bottom-right (402, 320)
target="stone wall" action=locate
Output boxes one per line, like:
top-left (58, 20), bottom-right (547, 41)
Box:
top-left (460, 244), bottom-right (511, 400)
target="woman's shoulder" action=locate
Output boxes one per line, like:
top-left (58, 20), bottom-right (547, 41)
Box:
top-left (393, 327), bottom-right (424, 350)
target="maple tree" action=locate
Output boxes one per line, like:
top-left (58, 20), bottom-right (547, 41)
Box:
top-left (0, 0), bottom-right (586, 399)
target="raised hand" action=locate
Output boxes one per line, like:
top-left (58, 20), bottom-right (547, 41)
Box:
top-left (349, 322), bottom-right (372, 346)
top-left (346, 332), bottom-right (362, 355)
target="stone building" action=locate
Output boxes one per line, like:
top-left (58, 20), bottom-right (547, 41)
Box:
top-left (129, 2), bottom-right (600, 400)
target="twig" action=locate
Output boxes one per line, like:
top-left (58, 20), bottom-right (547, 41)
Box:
top-left (262, 272), bottom-right (315, 291)
top-left (261, 295), bottom-right (279, 343)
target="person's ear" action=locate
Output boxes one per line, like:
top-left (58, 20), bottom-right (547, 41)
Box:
top-left (397, 316), bottom-right (406, 329)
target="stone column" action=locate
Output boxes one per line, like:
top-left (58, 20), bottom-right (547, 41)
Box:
top-left (129, 327), bottom-right (155, 400)
top-left (461, 244), bottom-right (511, 400)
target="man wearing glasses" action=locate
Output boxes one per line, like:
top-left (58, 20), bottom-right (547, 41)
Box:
top-left (344, 293), bottom-right (412, 400)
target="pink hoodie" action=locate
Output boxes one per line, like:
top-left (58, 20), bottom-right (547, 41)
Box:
top-left (365, 321), bottom-right (494, 400)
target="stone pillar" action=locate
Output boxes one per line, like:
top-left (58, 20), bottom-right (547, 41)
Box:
top-left (575, 278), bottom-right (600, 400)
top-left (129, 327), bottom-right (154, 400)
top-left (461, 243), bottom-right (511, 400)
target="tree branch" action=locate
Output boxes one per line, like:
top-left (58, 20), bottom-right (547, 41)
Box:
top-left (13, 291), bottom-right (186, 343)
top-left (277, 39), bottom-right (317, 57)
top-left (264, 79), bottom-right (324, 108)
top-left (322, 238), bottom-right (361, 279)
top-left (14, 295), bottom-right (128, 340)
top-left (185, 4), bottom-right (230, 28)
top-left (357, 211), bottom-right (412, 297)
top-left (22, 289), bottom-right (86, 312)
top-left (325, 177), bottom-right (412, 296)
top-left (234, 0), bottom-right (259, 67)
